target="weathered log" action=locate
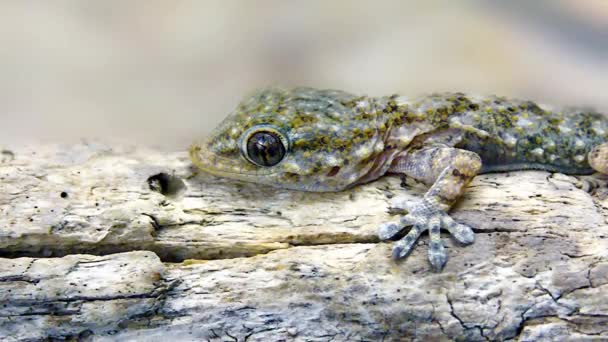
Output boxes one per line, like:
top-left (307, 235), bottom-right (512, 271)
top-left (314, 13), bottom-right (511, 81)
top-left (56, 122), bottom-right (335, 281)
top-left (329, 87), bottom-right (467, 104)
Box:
top-left (0, 143), bottom-right (607, 341)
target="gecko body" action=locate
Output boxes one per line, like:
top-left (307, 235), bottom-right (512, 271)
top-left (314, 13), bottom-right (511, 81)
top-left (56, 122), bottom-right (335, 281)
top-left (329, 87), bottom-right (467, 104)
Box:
top-left (191, 87), bottom-right (608, 270)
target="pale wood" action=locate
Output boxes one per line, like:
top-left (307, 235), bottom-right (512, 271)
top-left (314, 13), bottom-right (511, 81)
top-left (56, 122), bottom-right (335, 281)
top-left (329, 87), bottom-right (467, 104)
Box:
top-left (0, 143), bottom-right (607, 341)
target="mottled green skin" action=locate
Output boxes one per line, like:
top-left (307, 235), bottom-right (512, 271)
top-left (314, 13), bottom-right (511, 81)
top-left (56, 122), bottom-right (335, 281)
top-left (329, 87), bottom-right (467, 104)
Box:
top-left (410, 93), bottom-right (608, 174)
top-left (191, 87), bottom-right (608, 270)
top-left (191, 87), bottom-right (608, 190)
top-left (191, 88), bottom-right (393, 191)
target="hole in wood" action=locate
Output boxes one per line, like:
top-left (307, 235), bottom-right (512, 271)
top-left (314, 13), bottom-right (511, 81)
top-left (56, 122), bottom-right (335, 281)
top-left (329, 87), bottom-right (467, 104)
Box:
top-left (147, 173), bottom-right (187, 198)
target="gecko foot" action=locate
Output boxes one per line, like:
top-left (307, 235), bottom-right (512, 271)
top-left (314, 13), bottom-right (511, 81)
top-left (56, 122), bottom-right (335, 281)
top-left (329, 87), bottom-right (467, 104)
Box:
top-left (378, 198), bottom-right (475, 271)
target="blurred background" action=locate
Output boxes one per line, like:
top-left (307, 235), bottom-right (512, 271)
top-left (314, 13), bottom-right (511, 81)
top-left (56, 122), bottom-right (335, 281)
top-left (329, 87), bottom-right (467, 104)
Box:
top-left (1, 0), bottom-right (607, 149)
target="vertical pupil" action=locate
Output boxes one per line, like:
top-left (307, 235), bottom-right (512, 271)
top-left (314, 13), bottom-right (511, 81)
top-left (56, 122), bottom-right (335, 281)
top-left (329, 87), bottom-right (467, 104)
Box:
top-left (247, 131), bottom-right (285, 166)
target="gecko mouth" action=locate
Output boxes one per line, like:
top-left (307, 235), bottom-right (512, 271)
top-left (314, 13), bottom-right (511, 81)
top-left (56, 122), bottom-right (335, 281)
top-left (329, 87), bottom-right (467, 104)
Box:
top-left (189, 143), bottom-right (278, 182)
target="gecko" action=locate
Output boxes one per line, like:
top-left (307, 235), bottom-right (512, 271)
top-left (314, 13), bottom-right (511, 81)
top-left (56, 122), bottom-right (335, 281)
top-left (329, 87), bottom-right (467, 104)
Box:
top-left (190, 87), bottom-right (608, 271)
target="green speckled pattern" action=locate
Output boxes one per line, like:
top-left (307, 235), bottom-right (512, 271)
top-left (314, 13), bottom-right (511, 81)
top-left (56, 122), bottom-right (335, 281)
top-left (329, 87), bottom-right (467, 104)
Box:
top-left (191, 88), bottom-right (393, 191)
top-left (399, 93), bottom-right (608, 174)
top-left (191, 87), bottom-right (608, 270)
top-left (192, 88), bottom-right (608, 191)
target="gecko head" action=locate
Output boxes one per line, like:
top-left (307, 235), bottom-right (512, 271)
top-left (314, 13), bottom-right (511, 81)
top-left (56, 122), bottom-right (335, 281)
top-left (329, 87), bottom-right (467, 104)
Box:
top-left (190, 88), bottom-right (389, 192)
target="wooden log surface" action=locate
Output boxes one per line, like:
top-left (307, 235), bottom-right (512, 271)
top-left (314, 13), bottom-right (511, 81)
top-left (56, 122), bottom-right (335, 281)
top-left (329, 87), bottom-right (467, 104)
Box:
top-left (0, 143), bottom-right (607, 341)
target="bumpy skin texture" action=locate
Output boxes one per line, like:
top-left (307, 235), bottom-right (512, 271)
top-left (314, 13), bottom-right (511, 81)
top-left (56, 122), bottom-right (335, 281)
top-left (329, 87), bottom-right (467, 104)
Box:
top-left (191, 87), bottom-right (608, 270)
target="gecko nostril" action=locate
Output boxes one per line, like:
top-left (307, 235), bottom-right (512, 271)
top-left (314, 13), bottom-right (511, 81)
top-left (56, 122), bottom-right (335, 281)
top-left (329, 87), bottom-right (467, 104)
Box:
top-left (147, 173), bottom-right (187, 198)
top-left (327, 166), bottom-right (341, 177)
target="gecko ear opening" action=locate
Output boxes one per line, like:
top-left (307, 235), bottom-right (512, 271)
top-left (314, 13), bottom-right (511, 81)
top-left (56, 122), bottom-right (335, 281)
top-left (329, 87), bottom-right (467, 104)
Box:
top-left (240, 125), bottom-right (289, 167)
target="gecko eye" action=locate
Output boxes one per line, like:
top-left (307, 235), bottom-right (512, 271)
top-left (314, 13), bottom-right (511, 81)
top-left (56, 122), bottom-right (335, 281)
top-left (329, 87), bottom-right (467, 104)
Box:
top-left (242, 127), bottom-right (288, 167)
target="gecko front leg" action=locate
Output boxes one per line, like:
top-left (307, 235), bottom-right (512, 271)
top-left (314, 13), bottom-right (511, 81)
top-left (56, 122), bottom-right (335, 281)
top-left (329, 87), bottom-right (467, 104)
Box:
top-left (378, 145), bottom-right (482, 271)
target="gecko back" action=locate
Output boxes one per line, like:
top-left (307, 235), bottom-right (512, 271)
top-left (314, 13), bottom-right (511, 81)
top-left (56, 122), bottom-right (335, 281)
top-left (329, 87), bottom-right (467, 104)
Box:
top-left (390, 93), bottom-right (608, 175)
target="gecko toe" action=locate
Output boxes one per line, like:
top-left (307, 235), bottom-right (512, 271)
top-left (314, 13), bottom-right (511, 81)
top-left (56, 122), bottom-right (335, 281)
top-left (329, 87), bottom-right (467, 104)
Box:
top-left (392, 224), bottom-right (423, 259)
top-left (428, 215), bottom-right (448, 270)
top-left (392, 245), bottom-right (406, 259)
top-left (378, 222), bottom-right (403, 240)
top-left (453, 224), bottom-right (475, 245)
top-left (378, 215), bottom-right (416, 240)
top-left (428, 241), bottom-right (448, 271)
top-left (442, 215), bottom-right (475, 245)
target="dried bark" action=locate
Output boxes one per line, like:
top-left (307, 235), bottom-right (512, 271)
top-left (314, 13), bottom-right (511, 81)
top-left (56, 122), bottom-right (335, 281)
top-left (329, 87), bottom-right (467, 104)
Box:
top-left (1, 143), bottom-right (607, 341)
